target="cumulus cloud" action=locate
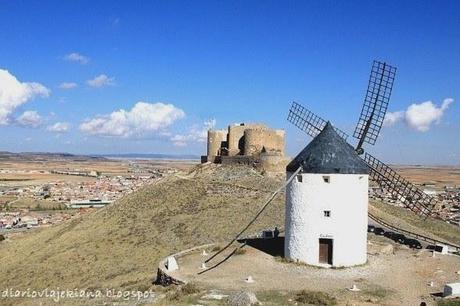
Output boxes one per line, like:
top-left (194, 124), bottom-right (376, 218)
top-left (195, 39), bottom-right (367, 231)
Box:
top-left (87, 74), bottom-right (115, 88)
top-left (64, 52), bottom-right (89, 64)
top-left (0, 69), bottom-right (50, 125)
top-left (59, 82), bottom-right (78, 89)
top-left (383, 98), bottom-right (454, 132)
top-left (17, 110), bottom-right (43, 127)
top-left (171, 119), bottom-right (216, 147)
top-left (79, 102), bottom-right (185, 137)
top-left (47, 122), bottom-right (70, 133)
top-left (405, 99), bottom-right (453, 132)
top-left (383, 111), bottom-right (404, 127)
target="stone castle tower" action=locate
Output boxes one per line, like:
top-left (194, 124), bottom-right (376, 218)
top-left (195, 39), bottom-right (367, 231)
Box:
top-left (203, 123), bottom-right (287, 173)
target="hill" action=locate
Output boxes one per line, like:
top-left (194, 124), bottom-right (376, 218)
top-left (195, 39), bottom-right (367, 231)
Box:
top-left (0, 151), bottom-right (107, 162)
top-left (1, 163), bottom-right (459, 305)
top-left (0, 164), bottom-right (285, 294)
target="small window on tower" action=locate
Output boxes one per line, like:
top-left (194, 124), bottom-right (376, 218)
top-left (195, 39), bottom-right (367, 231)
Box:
top-left (296, 175), bottom-right (303, 183)
top-left (324, 210), bottom-right (331, 217)
top-left (323, 176), bottom-right (330, 183)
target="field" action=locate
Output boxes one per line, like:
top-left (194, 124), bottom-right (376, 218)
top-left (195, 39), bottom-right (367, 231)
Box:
top-left (393, 165), bottom-right (460, 189)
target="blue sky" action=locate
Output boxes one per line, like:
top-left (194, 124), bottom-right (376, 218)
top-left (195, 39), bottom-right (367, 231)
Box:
top-left (0, 1), bottom-right (459, 165)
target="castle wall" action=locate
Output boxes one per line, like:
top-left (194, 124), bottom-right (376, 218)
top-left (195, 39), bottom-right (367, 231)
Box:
top-left (258, 153), bottom-right (288, 173)
top-left (244, 129), bottom-right (285, 156)
top-left (227, 123), bottom-right (266, 156)
top-left (207, 130), bottom-right (227, 163)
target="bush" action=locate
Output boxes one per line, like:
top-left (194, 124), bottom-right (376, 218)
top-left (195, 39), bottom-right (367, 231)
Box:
top-left (181, 282), bottom-right (201, 295)
top-left (295, 290), bottom-right (337, 306)
top-left (169, 282), bottom-right (202, 301)
top-left (234, 248), bottom-right (247, 255)
top-left (0, 234), bottom-right (5, 242)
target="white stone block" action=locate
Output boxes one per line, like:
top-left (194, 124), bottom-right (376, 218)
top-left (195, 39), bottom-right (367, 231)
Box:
top-left (244, 276), bottom-right (254, 283)
top-left (166, 256), bottom-right (178, 271)
top-left (444, 283), bottom-right (460, 297)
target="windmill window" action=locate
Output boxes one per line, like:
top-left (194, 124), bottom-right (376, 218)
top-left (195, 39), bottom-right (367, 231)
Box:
top-left (324, 210), bottom-right (331, 217)
top-left (323, 176), bottom-right (330, 183)
top-left (296, 175), bottom-right (303, 183)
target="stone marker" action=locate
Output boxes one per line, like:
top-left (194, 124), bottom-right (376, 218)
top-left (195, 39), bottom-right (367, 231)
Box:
top-left (166, 256), bottom-right (178, 272)
top-left (244, 276), bottom-right (255, 283)
top-left (348, 284), bottom-right (361, 292)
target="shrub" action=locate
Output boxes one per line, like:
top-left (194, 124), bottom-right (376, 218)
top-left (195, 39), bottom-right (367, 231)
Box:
top-left (0, 235), bottom-right (5, 242)
top-left (234, 248), bottom-right (247, 255)
top-left (181, 282), bottom-right (201, 295)
top-left (295, 290), bottom-right (337, 306)
top-left (169, 282), bottom-right (201, 301)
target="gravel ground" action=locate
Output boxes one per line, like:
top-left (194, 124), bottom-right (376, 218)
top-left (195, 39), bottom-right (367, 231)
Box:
top-left (173, 236), bottom-right (460, 305)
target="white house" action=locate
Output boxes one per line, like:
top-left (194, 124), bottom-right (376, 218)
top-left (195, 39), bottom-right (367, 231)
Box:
top-left (284, 122), bottom-right (369, 267)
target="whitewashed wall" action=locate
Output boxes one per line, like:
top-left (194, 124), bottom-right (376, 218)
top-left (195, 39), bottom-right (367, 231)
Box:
top-left (284, 172), bottom-right (368, 267)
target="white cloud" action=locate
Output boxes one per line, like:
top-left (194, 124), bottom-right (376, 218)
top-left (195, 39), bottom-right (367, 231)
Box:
top-left (383, 111), bottom-right (404, 127)
top-left (171, 118), bottom-right (216, 146)
top-left (59, 82), bottom-right (78, 89)
top-left (87, 74), bottom-right (115, 88)
top-left (64, 52), bottom-right (89, 65)
top-left (17, 110), bottom-right (43, 128)
top-left (79, 102), bottom-right (185, 137)
top-left (47, 122), bottom-right (70, 133)
top-left (383, 98), bottom-right (454, 132)
top-left (405, 98), bottom-right (453, 132)
top-left (0, 69), bottom-right (50, 125)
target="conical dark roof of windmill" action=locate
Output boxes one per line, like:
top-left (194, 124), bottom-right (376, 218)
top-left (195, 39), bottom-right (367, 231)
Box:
top-left (286, 122), bottom-right (369, 174)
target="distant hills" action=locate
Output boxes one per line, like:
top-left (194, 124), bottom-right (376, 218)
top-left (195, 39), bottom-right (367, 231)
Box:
top-left (0, 151), bottom-right (106, 161)
top-left (0, 151), bottom-right (200, 161)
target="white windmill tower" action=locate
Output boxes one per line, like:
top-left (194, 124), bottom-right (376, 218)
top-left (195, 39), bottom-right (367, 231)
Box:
top-left (284, 122), bottom-right (369, 267)
top-left (284, 60), bottom-right (437, 267)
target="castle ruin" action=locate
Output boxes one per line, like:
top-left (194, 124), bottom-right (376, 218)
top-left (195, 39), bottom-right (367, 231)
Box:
top-left (202, 123), bottom-right (287, 173)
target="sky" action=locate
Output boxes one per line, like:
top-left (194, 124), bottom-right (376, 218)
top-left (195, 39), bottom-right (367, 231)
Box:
top-left (0, 1), bottom-right (459, 165)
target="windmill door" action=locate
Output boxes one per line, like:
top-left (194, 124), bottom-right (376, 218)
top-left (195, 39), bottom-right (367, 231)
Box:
top-left (319, 238), bottom-right (333, 264)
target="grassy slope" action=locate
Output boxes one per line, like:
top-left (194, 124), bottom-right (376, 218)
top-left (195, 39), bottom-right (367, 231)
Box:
top-left (370, 199), bottom-right (460, 246)
top-left (0, 164), bottom-right (285, 291)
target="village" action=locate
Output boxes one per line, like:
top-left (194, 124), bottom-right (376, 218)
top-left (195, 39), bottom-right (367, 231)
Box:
top-left (370, 183), bottom-right (460, 226)
top-left (0, 161), bottom-right (179, 233)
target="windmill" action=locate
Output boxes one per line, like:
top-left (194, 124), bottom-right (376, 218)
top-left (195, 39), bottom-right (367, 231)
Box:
top-left (287, 60), bottom-right (436, 218)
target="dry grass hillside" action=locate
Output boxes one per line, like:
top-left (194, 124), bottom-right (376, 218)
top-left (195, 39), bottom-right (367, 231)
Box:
top-left (0, 164), bottom-right (286, 293)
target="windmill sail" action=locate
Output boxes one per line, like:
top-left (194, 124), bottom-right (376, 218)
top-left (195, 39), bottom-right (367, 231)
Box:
top-left (287, 102), bottom-right (349, 140)
top-left (354, 61), bottom-right (396, 151)
top-left (363, 152), bottom-right (435, 217)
